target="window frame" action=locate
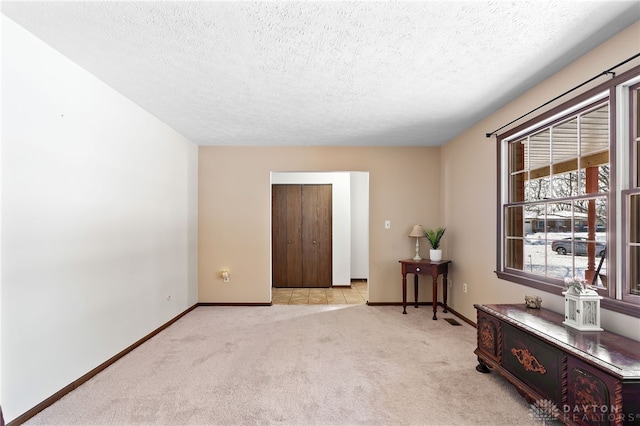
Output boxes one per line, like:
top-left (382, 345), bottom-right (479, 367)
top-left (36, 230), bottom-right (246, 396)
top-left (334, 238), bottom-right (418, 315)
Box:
top-left (622, 81), bottom-right (640, 305)
top-left (496, 65), bottom-right (640, 319)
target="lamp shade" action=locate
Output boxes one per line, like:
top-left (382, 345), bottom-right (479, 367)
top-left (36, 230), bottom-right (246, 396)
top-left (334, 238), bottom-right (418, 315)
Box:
top-left (408, 225), bottom-right (424, 238)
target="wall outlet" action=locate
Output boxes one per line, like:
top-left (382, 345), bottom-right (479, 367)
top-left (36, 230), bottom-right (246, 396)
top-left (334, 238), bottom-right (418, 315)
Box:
top-left (384, 220), bottom-right (391, 229)
top-left (221, 270), bottom-right (230, 283)
top-left (463, 283), bottom-right (468, 293)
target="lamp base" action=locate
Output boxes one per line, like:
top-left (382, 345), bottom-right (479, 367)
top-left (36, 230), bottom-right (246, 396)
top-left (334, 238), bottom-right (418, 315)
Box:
top-left (413, 237), bottom-right (421, 261)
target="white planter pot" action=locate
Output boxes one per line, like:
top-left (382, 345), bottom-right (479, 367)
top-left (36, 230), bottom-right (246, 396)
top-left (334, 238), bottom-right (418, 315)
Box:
top-left (429, 249), bottom-right (442, 262)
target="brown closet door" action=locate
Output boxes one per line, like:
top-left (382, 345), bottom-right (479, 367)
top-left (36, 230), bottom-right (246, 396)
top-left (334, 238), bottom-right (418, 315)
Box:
top-left (272, 184), bottom-right (332, 288)
top-left (272, 185), bottom-right (302, 287)
top-left (302, 185), bottom-right (332, 287)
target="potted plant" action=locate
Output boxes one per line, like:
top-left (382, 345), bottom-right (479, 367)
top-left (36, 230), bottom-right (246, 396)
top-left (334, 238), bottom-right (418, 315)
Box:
top-left (424, 227), bottom-right (446, 261)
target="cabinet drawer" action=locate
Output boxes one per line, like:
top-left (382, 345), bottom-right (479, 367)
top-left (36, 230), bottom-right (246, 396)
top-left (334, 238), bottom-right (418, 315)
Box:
top-left (404, 264), bottom-right (428, 274)
top-left (502, 324), bottom-right (562, 404)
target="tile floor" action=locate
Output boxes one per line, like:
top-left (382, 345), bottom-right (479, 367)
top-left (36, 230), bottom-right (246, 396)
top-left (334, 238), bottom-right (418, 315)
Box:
top-left (272, 280), bottom-right (368, 305)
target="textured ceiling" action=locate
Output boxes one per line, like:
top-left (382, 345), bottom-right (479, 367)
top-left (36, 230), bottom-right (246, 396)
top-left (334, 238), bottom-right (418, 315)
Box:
top-left (2, 1), bottom-right (640, 146)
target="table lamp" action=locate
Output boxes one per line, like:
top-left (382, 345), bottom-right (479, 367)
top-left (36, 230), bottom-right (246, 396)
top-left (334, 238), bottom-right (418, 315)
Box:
top-left (408, 225), bottom-right (425, 261)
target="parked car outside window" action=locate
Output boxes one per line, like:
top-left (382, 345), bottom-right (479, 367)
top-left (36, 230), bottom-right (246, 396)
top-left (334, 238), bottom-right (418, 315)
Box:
top-left (551, 237), bottom-right (606, 257)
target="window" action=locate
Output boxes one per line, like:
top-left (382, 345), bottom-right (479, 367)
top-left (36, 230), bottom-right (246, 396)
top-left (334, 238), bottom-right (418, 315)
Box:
top-left (625, 82), bottom-right (640, 302)
top-left (497, 65), bottom-right (640, 318)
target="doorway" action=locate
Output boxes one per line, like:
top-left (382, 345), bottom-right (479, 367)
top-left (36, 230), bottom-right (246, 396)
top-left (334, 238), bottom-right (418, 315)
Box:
top-left (270, 172), bottom-right (369, 298)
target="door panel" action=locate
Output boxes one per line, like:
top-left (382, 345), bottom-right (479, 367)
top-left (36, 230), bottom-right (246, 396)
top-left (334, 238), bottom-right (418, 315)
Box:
top-left (272, 185), bottom-right (287, 287)
top-left (285, 185), bottom-right (303, 286)
top-left (272, 184), bottom-right (332, 288)
top-left (302, 185), bottom-right (332, 287)
top-left (272, 185), bottom-right (302, 287)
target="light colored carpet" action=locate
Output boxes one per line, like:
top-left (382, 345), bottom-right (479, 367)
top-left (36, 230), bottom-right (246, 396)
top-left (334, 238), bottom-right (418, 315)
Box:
top-left (25, 304), bottom-right (547, 425)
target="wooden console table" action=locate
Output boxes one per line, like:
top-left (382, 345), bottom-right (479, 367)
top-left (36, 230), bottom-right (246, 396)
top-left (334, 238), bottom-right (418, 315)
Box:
top-left (474, 304), bottom-right (640, 425)
top-left (399, 259), bottom-right (451, 319)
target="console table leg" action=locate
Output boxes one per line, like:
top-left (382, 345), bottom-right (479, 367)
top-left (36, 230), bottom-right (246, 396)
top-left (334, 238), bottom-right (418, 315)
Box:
top-left (402, 274), bottom-right (407, 314)
top-left (442, 273), bottom-right (449, 313)
top-left (414, 274), bottom-right (419, 308)
top-left (432, 273), bottom-right (438, 320)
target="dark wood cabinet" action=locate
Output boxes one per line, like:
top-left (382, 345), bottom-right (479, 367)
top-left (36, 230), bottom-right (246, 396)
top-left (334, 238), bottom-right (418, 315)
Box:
top-left (272, 184), bottom-right (332, 288)
top-left (475, 304), bottom-right (640, 425)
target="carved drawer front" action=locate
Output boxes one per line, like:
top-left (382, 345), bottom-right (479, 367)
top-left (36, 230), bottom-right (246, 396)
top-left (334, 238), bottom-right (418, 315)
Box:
top-left (565, 356), bottom-right (619, 426)
top-left (477, 312), bottom-right (501, 362)
top-left (502, 324), bottom-right (563, 404)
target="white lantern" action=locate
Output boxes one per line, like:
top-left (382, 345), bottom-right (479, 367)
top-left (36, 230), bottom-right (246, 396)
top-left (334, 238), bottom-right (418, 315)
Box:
top-left (563, 289), bottom-right (603, 331)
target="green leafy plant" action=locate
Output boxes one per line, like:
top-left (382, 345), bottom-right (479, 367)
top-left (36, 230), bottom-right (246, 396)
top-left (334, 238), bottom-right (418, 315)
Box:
top-left (423, 227), bottom-right (446, 249)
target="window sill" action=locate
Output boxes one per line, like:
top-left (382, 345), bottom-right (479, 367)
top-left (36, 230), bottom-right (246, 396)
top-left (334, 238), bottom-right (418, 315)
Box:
top-left (495, 270), bottom-right (640, 319)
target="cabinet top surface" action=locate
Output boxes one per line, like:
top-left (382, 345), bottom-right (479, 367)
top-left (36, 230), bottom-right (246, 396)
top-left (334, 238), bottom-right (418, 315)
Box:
top-left (399, 259), bottom-right (451, 265)
top-left (476, 304), bottom-right (640, 378)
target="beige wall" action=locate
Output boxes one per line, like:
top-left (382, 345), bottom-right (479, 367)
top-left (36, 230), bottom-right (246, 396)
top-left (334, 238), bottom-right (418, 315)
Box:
top-left (441, 21), bottom-right (640, 340)
top-left (199, 146), bottom-right (441, 304)
top-left (198, 22), bottom-right (640, 340)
